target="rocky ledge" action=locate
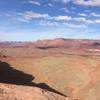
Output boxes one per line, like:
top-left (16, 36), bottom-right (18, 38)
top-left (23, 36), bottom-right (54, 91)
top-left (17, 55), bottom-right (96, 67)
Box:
top-left (0, 83), bottom-right (68, 100)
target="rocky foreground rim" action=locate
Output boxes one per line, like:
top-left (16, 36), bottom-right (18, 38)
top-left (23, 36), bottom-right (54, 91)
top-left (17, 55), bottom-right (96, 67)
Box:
top-left (0, 83), bottom-right (69, 100)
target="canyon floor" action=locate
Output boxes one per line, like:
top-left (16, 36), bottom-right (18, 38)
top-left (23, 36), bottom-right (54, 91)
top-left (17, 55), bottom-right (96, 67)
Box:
top-left (0, 38), bottom-right (100, 100)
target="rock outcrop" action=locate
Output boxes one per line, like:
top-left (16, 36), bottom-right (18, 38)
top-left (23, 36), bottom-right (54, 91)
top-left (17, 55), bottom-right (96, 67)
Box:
top-left (0, 83), bottom-right (68, 100)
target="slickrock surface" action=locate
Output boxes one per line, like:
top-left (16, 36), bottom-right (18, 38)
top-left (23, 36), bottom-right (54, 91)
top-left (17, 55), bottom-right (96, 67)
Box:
top-left (0, 83), bottom-right (68, 100)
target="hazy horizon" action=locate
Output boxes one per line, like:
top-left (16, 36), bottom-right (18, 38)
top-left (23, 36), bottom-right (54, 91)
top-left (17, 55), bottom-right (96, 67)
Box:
top-left (0, 37), bottom-right (100, 42)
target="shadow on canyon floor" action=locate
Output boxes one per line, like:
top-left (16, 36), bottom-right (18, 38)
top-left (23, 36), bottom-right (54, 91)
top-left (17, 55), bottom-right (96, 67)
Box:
top-left (0, 61), bottom-right (66, 97)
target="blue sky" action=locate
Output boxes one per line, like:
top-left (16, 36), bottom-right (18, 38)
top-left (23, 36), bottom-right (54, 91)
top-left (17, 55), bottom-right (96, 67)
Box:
top-left (0, 0), bottom-right (100, 41)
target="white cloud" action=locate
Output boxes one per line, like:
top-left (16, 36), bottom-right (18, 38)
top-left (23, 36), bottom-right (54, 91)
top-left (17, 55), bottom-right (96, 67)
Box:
top-left (20, 11), bottom-right (49, 21)
top-left (53, 15), bottom-right (72, 21)
top-left (18, 11), bottom-right (72, 21)
top-left (73, 0), bottom-right (100, 6)
top-left (73, 17), bottom-right (100, 24)
top-left (90, 12), bottom-right (100, 17)
top-left (63, 23), bottom-right (86, 28)
top-left (28, 0), bottom-right (41, 6)
top-left (78, 12), bottom-right (100, 18)
top-left (40, 20), bottom-right (87, 29)
top-left (78, 13), bottom-right (87, 17)
top-left (54, 0), bottom-right (100, 6)
top-left (73, 17), bottom-right (86, 22)
top-left (94, 19), bottom-right (100, 23)
top-left (5, 11), bottom-right (72, 22)
top-left (3, 11), bottom-right (100, 25)
top-left (11, 11), bottom-right (71, 22)
top-left (73, 17), bottom-right (93, 24)
top-left (40, 21), bottom-right (59, 27)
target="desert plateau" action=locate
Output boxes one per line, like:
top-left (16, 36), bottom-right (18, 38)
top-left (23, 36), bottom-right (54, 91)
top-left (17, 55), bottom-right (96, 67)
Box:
top-left (0, 38), bottom-right (100, 100)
